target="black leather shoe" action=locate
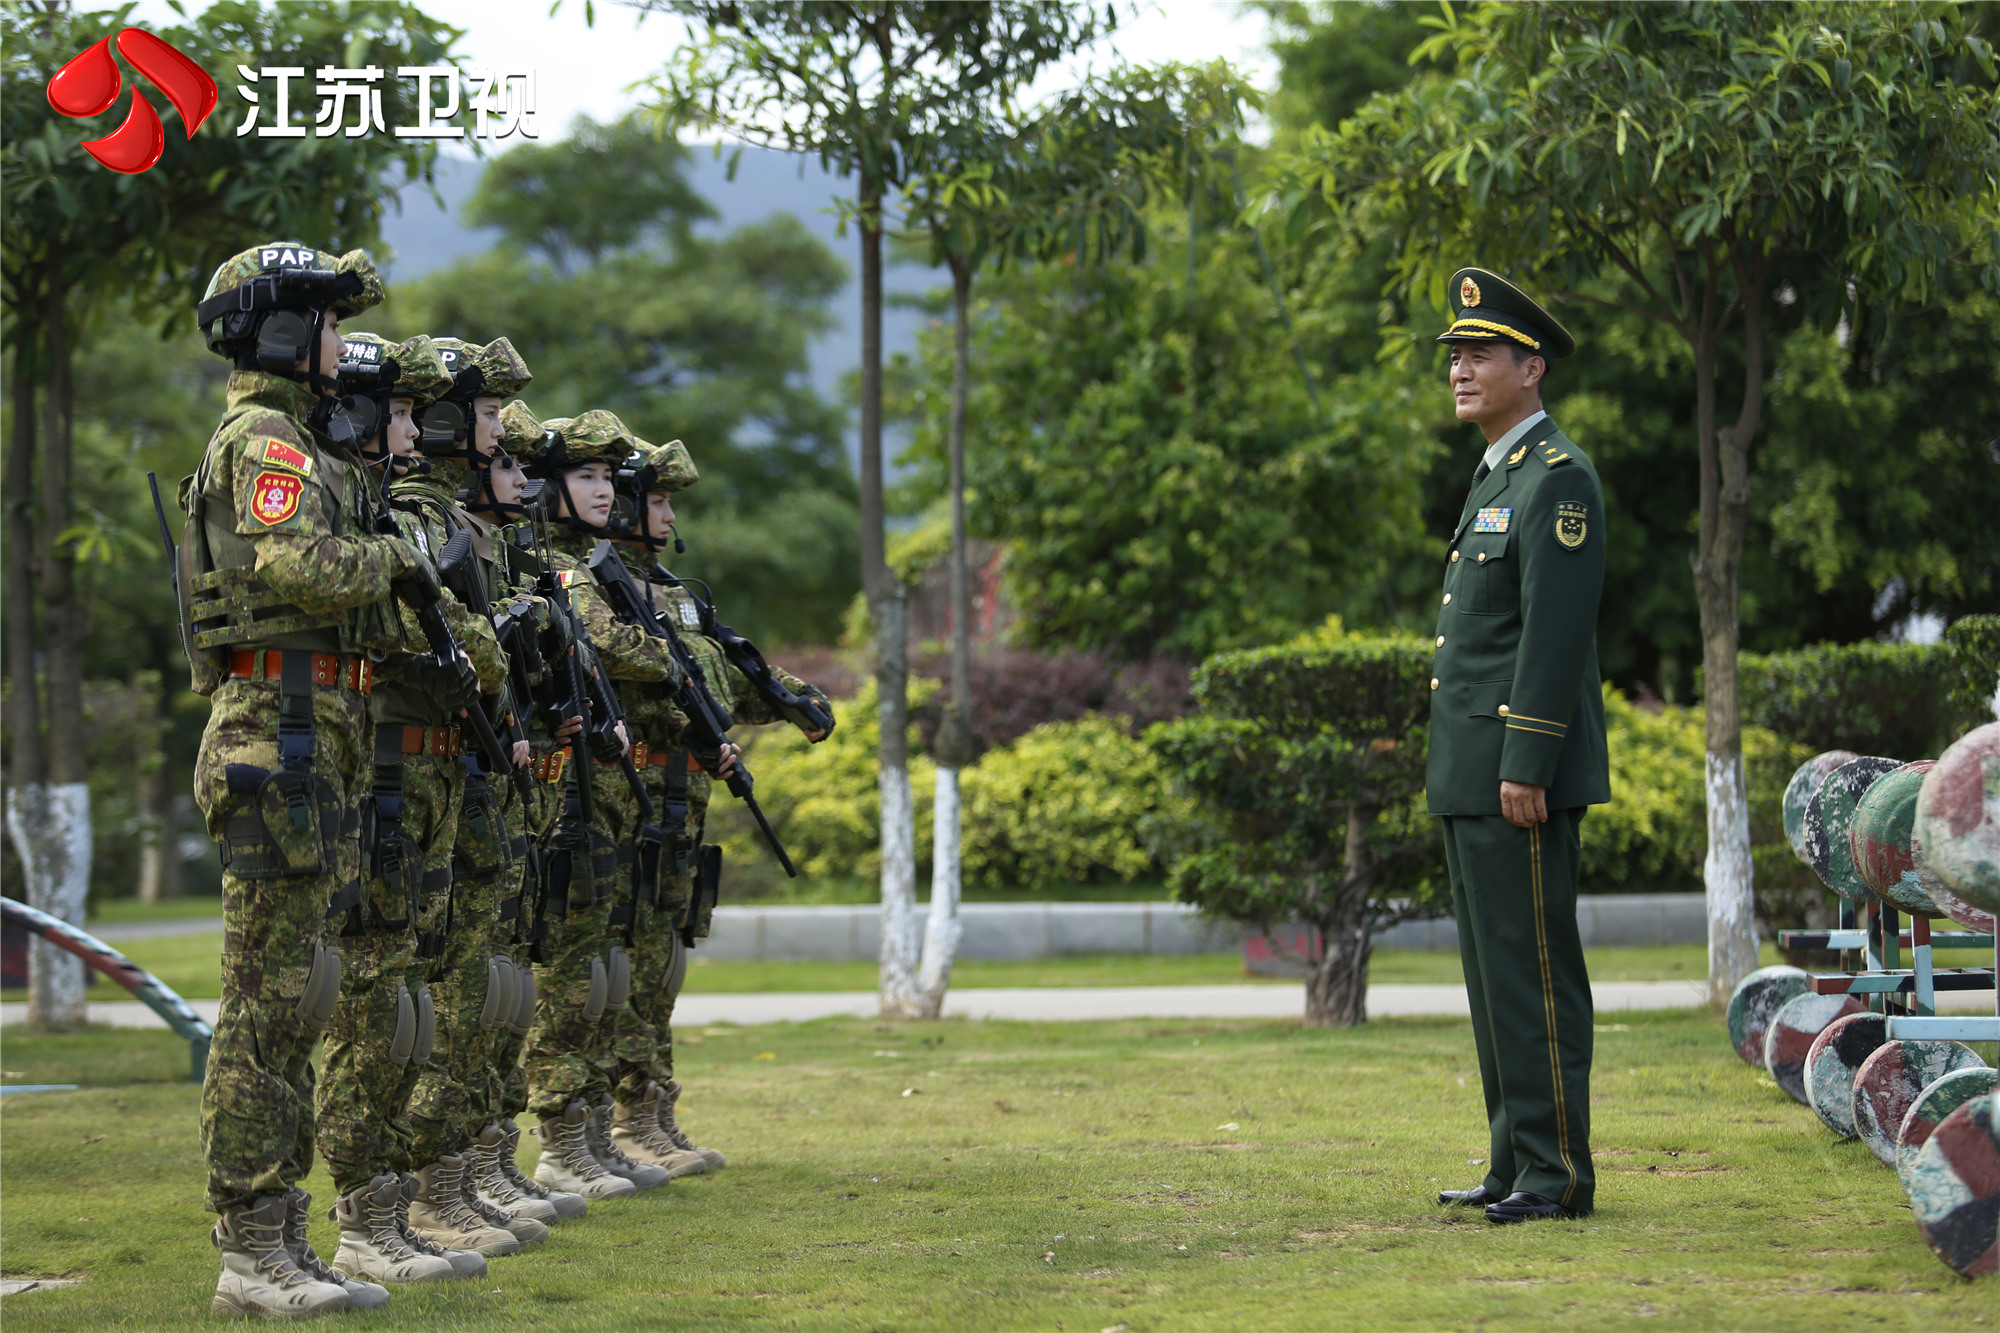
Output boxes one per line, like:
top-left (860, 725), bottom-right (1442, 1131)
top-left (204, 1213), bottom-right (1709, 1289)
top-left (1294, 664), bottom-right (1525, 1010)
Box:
top-left (1436, 1184), bottom-right (1495, 1207)
top-left (1484, 1191), bottom-right (1586, 1224)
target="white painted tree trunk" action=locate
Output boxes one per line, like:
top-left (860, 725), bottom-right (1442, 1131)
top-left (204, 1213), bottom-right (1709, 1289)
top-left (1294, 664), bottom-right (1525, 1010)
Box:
top-left (6, 782), bottom-right (93, 1028)
top-left (878, 763), bottom-right (920, 1018)
top-left (916, 766), bottom-right (964, 1018)
top-left (1703, 751), bottom-right (1757, 1007)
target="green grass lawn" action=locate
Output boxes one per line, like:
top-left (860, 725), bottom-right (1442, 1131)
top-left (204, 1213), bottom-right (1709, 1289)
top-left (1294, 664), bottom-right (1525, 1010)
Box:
top-left (0, 1008), bottom-right (1987, 1331)
top-left (21, 933), bottom-right (1986, 1003)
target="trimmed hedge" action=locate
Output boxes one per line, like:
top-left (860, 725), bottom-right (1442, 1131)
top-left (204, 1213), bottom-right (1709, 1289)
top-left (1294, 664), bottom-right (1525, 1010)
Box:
top-left (1736, 619), bottom-right (1999, 759)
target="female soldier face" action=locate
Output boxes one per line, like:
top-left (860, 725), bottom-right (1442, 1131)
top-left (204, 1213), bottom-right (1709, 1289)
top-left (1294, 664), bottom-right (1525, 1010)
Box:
top-left (486, 451), bottom-right (528, 506)
top-left (556, 461), bottom-right (615, 527)
top-left (646, 489), bottom-right (676, 539)
top-left (471, 396), bottom-right (505, 458)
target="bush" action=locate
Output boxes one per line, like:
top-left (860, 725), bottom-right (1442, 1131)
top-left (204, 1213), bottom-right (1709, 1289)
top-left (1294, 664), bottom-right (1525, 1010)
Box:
top-left (1735, 636), bottom-right (1989, 759)
top-left (1944, 613), bottom-right (2000, 723)
top-left (909, 649), bottom-right (1193, 753)
top-left (707, 679), bottom-right (1183, 898)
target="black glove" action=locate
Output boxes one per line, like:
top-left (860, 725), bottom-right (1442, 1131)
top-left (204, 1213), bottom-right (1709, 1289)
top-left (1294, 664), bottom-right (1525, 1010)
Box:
top-left (409, 655), bottom-right (481, 715)
top-left (396, 545), bottom-right (443, 610)
top-left (585, 721), bottom-right (624, 764)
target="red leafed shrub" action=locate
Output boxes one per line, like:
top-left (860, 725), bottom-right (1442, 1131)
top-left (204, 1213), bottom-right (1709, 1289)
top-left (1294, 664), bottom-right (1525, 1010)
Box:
top-left (910, 650), bottom-right (1192, 754)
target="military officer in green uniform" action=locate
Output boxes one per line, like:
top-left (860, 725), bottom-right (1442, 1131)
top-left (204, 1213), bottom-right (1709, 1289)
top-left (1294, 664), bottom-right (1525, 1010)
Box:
top-left (1426, 269), bottom-right (1609, 1224)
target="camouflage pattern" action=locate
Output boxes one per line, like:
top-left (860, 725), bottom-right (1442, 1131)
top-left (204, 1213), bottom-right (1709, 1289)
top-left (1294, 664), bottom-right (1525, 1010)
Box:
top-left (201, 242), bottom-right (385, 321)
top-left (1854, 1038), bottom-right (1990, 1167)
top-left (498, 400), bottom-right (550, 457)
top-left (629, 438), bottom-right (699, 493)
top-left (1762, 991), bottom-right (1866, 1105)
top-left (488, 774), bottom-right (560, 1118)
top-left (598, 763), bottom-right (662, 1099)
top-left (192, 366), bottom-right (411, 1215)
top-left (1723, 965), bottom-right (1811, 1067)
top-left (521, 773), bottom-right (621, 1118)
top-left (432, 336), bottom-right (533, 401)
top-left (197, 680), bottom-right (370, 1214)
top-left (529, 410), bottom-right (643, 473)
top-left (180, 372), bottom-right (416, 694)
top-left (1908, 1094), bottom-right (1999, 1277)
top-left (339, 332), bottom-right (454, 406)
top-left (317, 752), bottom-right (462, 1196)
top-left (1898, 1067), bottom-right (2000, 1187)
top-left (1802, 1011), bottom-right (1887, 1139)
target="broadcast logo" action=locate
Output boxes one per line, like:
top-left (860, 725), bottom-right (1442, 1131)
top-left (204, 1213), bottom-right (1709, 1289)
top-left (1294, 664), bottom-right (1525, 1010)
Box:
top-left (45, 29), bottom-right (218, 175)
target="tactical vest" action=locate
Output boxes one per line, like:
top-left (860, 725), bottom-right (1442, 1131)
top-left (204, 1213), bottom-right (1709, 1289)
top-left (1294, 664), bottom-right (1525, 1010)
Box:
top-left (180, 410), bottom-right (352, 695)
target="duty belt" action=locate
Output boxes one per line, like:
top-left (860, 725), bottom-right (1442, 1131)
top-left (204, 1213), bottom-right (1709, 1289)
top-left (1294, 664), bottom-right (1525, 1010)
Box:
top-left (530, 751), bottom-right (568, 785)
top-left (392, 724), bottom-right (462, 757)
top-left (229, 649), bottom-right (374, 693)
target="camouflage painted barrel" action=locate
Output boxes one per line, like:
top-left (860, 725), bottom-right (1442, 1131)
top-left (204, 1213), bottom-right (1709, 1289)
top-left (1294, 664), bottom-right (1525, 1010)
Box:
top-left (1913, 722), bottom-right (2000, 915)
top-left (1785, 751), bottom-right (1859, 865)
top-left (1763, 992), bottom-right (1865, 1104)
top-left (1852, 1039), bottom-right (1987, 1166)
top-left (1804, 756), bottom-right (1904, 901)
top-left (1912, 832), bottom-right (1998, 932)
top-left (1803, 1011), bottom-right (1889, 1138)
top-left (1849, 760), bottom-right (1945, 917)
top-left (1908, 1094), bottom-right (1998, 1278)
top-left (1726, 965), bottom-right (1812, 1067)
top-left (1899, 1066), bottom-right (2000, 1188)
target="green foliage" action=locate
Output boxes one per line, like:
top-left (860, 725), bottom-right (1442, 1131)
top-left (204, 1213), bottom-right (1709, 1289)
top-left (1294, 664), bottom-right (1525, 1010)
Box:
top-left (1944, 613), bottom-right (2000, 722)
top-left (712, 680), bottom-right (1183, 894)
top-left (1735, 639), bottom-right (1982, 759)
top-left (890, 220), bottom-right (1445, 660)
top-left (1149, 625), bottom-right (1446, 936)
top-left (1259, 0), bottom-right (1439, 137)
top-left (369, 112), bottom-right (859, 644)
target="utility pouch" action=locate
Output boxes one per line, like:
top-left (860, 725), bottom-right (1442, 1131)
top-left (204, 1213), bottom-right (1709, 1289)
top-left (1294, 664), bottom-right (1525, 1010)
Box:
top-left (361, 727), bottom-right (418, 931)
top-left (689, 843), bottom-right (723, 943)
top-left (634, 824), bottom-right (665, 908)
top-left (216, 764), bottom-right (339, 879)
top-left (584, 956), bottom-right (608, 1023)
top-left (588, 828), bottom-right (618, 905)
top-left (415, 867), bottom-right (452, 960)
top-left (452, 771), bottom-right (506, 883)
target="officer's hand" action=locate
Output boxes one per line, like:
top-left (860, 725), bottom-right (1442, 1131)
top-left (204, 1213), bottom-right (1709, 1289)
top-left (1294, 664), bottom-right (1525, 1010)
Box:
top-left (715, 742), bottom-right (742, 780)
top-left (1500, 780), bottom-right (1549, 828)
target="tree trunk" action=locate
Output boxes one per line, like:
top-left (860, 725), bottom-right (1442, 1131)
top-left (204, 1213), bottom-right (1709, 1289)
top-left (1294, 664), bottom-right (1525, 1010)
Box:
top-left (860, 173), bottom-right (919, 1017)
top-left (916, 259), bottom-right (976, 1019)
top-left (15, 273), bottom-right (92, 1028)
top-left (1304, 801), bottom-right (1377, 1028)
top-left (1694, 254), bottom-right (1766, 1009)
top-left (135, 670), bottom-right (178, 902)
top-left (6, 342), bottom-right (42, 793)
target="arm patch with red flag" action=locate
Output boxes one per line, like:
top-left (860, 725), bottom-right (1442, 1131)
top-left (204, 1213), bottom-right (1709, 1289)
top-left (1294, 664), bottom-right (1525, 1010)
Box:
top-left (259, 437), bottom-right (314, 476)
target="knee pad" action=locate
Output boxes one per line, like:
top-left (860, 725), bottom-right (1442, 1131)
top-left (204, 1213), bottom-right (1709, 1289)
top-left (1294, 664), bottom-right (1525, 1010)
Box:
top-left (510, 969), bottom-right (537, 1037)
top-left (294, 943), bottom-right (343, 1032)
top-left (390, 985), bottom-right (416, 1065)
top-left (666, 932), bottom-right (688, 1001)
top-left (479, 957), bottom-right (516, 1032)
top-left (585, 956), bottom-right (608, 1023)
top-left (413, 985), bottom-right (437, 1063)
top-left (605, 946), bottom-right (631, 1014)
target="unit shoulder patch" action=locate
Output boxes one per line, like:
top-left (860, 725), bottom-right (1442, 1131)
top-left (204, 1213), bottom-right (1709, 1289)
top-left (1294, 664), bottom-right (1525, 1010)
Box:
top-left (1555, 500), bottom-right (1589, 550)
top-left (249, 471), bottom-right (305, 526)
top-left (1473, 506), bottom-right (1513, 534)
top-left (557, 568), bottom-right (587, 588)
top-left (257, 436), bottom-right (314, 477)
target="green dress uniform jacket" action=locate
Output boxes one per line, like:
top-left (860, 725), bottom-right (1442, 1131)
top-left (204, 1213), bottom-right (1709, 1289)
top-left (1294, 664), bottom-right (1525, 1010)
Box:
top-left (1426, 422), bottom-right (1609, 815)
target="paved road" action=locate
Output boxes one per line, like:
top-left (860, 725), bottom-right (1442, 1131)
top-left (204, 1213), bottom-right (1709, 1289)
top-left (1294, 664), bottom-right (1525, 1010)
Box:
top-left (0, 980), bottom-right (1728, 1030)
top-left (76, 917), bottom-right (224, 943)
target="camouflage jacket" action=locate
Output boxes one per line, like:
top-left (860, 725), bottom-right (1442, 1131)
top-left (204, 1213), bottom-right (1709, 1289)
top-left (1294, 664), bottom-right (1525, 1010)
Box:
top-left (369, 472), bottom-right (508, 726)
top-left (179, 371), bottom-right (415, 692)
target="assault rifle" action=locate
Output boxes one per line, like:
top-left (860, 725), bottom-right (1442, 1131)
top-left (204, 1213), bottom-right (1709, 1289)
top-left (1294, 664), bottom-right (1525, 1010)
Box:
top-left (585, 540), bottom-right (797, 877)
top-left (146, 472), bottom-right (195, 671)
top-left (433, 532), bottom-right (537, 806)
top-left (647, 566), bottom-right (835, 739)
top-left (404, 530), bottom-right (529, 803)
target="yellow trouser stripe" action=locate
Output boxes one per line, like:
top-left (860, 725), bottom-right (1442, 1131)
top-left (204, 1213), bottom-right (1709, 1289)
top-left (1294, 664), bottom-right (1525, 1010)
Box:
top-left (1531, 822), bottom-right (1579, 1208)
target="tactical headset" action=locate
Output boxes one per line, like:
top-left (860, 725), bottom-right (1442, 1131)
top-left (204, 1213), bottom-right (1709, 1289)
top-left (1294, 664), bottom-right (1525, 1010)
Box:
top-left (608, 452), bottom-right (685, 553)
top-left (197, 264), bottom-right (365, 397)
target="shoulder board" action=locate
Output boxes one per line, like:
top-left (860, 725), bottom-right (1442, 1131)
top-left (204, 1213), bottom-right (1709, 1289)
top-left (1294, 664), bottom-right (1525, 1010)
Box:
top-left (257, 437), bottom-right (314, 477)
top-left (1535, 439), bottom-right (1574, 467)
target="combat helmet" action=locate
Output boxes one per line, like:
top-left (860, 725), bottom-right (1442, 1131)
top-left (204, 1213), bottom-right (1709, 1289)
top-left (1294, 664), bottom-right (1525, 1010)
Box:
top-left (332, 333), bottom-right (452, 466)
top-left (525, 409), bottom-right (640, 535)
top-left (421, 337), bottom-right (534, 479)
top-left (197, 242), bottom-right (385, 396)
top-left (612, 437), bottom-right (699, 552)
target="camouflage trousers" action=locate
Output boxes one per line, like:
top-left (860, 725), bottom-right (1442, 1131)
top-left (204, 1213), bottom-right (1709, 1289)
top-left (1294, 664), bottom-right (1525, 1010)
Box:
top-left (522, 762), bottom-right (625, 1118)
top-left (317, 748), bottom-right (461, 1196)
top-left (610, 758), bottom-right (714, 1101)
top-left (195, 678), bottom-right (368, 1214)
top-left (487, 774), bottom-right (560, 1118)
top-left (407, 761), bottom-right (522, 1161)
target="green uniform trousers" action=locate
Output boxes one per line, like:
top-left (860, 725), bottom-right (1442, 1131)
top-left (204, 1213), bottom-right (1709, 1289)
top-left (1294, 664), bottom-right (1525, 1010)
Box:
top-left (195, 679), bottom-right (368, 1213)
top-left (523, 763), bottom-right (623, 1117)
top-left (1441, 809), bottom-right (1595, 1213)
top-left (318, 750), bottom-right (461, 1196)
top-left (488, 774), bottom-right (556, 1119)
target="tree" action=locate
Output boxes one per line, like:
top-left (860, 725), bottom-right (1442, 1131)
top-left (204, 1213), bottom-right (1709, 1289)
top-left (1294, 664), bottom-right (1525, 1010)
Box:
top-left (1, 0), bottom-right (460, 1026)
top-left (1265, 0), bottom-right (2000, 1003)
top-left (1150, 625), bottom-right (1447, 1027)
top-left (369, 112), bottom-right (858, 643)
top-left (650, 1), bottom-right (1116, 1017)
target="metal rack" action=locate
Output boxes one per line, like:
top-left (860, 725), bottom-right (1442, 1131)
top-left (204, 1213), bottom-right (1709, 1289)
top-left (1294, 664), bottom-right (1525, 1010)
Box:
top-left (1780, 902), bottom-right (1998, 1044)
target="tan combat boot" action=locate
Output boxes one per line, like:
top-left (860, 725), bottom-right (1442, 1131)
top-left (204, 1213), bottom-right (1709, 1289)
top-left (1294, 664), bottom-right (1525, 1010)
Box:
top-left (395, 1173), bottom-right (486, 1278)
top-left (588, 1094), bottom-right (669, 1190)
top-left (211, 1195), bottom-right (351, 1318)
top-left (407, 1156), bottom-right (520, 1258)
top-left (458, 1139), bottom-right (549, 1247)
top-left (660, 1079), bottom-right (727, 1170)
top-left (283, 1187), bottom-right (391, 1308)
top-left (330, 1175), bottom-right (457, 1284)
top-left (533, 1101), bottom-right (637, 1200)
top-left (499, 1117), bottom-right (586, 1220)
top-left (611, 1084), bottom-right (708, 1178)
top-left (469, 1123), bottom-right (562, 1229)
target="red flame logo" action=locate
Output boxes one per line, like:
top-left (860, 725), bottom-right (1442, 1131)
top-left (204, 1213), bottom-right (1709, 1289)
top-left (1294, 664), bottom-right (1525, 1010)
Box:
top-left (46, 29), bottom-right (217, 174)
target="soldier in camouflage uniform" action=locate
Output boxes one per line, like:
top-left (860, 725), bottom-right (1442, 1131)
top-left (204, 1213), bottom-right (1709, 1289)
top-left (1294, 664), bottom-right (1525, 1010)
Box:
top-left (184, 242), bottom-right (421, 1318)
top-left (598, 436), bottom-right (833, 1175)
top-left (315, 333), bottom-right (522, 1276)
top-left (517, 408), bottom-right (683, 1197)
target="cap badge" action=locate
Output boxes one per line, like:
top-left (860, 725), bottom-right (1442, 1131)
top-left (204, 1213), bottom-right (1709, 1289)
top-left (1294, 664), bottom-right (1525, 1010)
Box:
top-left (1460, 275), bottom-right (1482, 308)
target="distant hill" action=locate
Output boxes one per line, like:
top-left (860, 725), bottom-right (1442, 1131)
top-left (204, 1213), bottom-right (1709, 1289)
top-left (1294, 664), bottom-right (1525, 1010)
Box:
top-left (378, 145), bottom-right (935, 414)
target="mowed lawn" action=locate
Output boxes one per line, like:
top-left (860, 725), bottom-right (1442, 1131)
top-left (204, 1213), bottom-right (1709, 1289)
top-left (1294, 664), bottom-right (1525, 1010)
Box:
top-left (0, 1010), bottom-right (1987, 1331)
